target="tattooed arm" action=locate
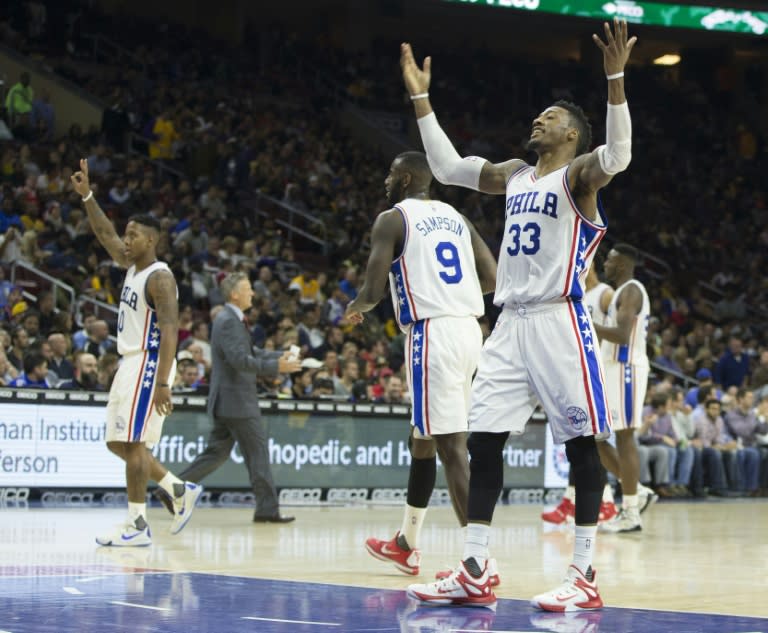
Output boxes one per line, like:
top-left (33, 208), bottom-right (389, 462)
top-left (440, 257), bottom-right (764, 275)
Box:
top-left (147, 269), bottom-right (179, 416)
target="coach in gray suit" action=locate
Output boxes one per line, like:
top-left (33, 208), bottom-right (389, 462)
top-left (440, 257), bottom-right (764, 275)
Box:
top-left (179, 272), bottom-right (301, 522)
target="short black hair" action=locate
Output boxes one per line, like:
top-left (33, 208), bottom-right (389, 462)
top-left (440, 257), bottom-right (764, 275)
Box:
top-left (394, 151), bottom-right (433, 189)
top-left (705, 398), bottom-right (721, 409)
top-left (613, 242), bottom-right (639, 263)
top-left (23, 351), bottom-right (47, 375)
top-left (128, 214), bottom-right (161, 234)
top-left (552, 100), bottom-right (592, 156)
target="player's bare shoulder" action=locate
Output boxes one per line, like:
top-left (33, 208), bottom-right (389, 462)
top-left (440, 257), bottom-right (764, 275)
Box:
top-left (479, 159), bottom-right (528, 195)
top-left (146, 268), bottom-right (178, 317)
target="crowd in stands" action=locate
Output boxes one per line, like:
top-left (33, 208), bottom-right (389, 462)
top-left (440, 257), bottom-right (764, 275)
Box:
top-left (1, 0), bottom-right (768, 495)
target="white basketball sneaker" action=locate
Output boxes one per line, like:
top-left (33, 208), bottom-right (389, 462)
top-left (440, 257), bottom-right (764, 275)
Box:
top-left (96, 516), bottom-right (152, 547)
top-left (407, 559), bottom-right (496, 607)
top-left (170, 482), bottom-right (204, 535)
top-left (600, 507), bottom-right (642, 533)
top-left (530, 565), bottom-right (603, 612)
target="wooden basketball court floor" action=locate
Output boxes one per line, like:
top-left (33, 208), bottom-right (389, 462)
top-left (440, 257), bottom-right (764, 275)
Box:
top-left (2, 499), bottom-right (767, 632)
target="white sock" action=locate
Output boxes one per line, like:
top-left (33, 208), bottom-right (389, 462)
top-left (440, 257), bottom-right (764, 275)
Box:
top-left (462, 523), bottom-right (489, 566)
top-left (573, 525), bottom-right (597, 573)
top-left (399, 505), bottom-right (427, 549)
top-left (128, 502), bottom-right (146, 523)
top-left (623, 494), bottom-right (638, 510)
top-left (564, 485), bottom-right (576, 502)
top-left (158, 471), bottom-right (183, 496)
top-left (602, 484), bottom-right (614, 503)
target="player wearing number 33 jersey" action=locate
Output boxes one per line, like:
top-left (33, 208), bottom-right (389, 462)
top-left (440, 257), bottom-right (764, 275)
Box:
top-left (402, 20), bottom-right (635, 608)
top-left (469, 162), bottom-right (611, 443)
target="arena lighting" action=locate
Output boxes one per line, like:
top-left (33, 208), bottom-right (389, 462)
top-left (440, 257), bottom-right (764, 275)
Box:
top-left (442, 0), bottom-right (768, 35)
top-left (653, 53), bottom-right (682, 64)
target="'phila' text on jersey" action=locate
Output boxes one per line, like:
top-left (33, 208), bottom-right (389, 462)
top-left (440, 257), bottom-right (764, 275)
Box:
top-left (120, 285), bottom-right (138, 310)
top-left (506, 191), bottom-right (558, 218)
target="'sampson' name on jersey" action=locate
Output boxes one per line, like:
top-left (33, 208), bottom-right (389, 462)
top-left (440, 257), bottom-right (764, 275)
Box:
top-left (414, 215), bottom-right (465, 238)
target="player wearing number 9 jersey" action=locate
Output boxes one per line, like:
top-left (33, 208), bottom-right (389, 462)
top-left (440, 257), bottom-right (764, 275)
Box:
top-left (401, 17), bottom-right (636, 610)
top-left (346, 151), bottom-right (497, 577)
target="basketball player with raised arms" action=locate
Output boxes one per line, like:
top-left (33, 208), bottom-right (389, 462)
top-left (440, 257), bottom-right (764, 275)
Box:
top-left (71, 159), bottom-right (203, 546)
top-left (345, 151), bottom-right (497, 579)
top-left (402, 18), bottom-right (636, 611)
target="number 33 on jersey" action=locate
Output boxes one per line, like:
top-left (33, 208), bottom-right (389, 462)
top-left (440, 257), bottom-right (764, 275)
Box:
top-left (389, 199), bottom-right (484, 330)
top-left (496, 165), bottom-right (607, 307)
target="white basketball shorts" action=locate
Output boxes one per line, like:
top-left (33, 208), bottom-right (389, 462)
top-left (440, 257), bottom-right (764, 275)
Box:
top-left (405, 315), bottom-right (482, 438)
top-left (105, 351), bottom-right (175, 446)
top-left (602, 359), bottom-right (649, 431)
top-left (468, 299), bottom-right (612, 444)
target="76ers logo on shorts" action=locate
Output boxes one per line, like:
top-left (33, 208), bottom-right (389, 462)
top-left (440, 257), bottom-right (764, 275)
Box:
top-left (566, 406), bottom-right (588, 431)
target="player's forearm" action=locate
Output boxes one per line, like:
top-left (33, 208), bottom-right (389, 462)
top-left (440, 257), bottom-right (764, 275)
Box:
top-left (83, 196), bottom-right (118, 248)
top-left (411, 95), bottom-right (434, 119)
top-left (155, 326), bottom-right (178, 385)
top-left (593, 323), bottom-right (629, 345)
top-left (597, 79), bottom-right (632, 174)
top-left (349, 283), bottom-right (385, 314)
top-left (415, 113), bottom-right (484, 190)
top-left (607, 76), bottom-right (626, 105)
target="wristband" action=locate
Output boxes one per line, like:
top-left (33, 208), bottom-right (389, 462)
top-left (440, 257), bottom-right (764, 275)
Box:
top-left (606, 72), bottom-right (624, 80)
top-left (410, 92), bottom-right (429, 101)
top-left (158, 383), bottom-right (170, 388)
top-left (82, 191), bottom-right (93, 202)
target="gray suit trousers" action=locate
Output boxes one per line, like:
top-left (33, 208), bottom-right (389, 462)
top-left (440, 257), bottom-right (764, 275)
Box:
top-left (179, 414), bottom-right (279, 516)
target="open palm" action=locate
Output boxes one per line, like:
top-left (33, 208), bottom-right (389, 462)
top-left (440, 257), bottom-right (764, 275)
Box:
top-left (400, 43), bottom-right (431, 96)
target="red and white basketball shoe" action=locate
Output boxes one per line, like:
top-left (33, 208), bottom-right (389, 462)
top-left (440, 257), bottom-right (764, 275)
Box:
top-left (542, 498), bottom-right (575, 525)
top-left (365, 532), bottom-right (421, 575)
top-left (597, 501), bottom-right (618, 524)
top-left (530, 565), bottom-right (603, 612)
top-left (407, 559), bottom-right (496, 607)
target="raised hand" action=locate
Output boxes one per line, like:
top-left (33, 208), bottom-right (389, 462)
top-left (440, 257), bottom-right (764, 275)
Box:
top-left (592, 18), bottom-right (637, 76)
top-left (400, 43), bottom-right (431, 97)
top-left (70, 158), bottom-right (91, 198)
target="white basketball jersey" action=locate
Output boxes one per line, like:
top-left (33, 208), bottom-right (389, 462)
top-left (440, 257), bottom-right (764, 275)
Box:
top-left (117, 261), bottom-right (172, 355)
top-left (584, 281), bottom-right (612, 326)
top-left (495, 165), bottom-right (606, 306)
top-left (389, 198), bottom-right (483, 329)
top-left (600, 279), bottom-right (650, 367)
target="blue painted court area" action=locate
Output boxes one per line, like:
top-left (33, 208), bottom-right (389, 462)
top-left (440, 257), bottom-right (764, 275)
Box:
top-left (1, 570), bottom-right (766, 633)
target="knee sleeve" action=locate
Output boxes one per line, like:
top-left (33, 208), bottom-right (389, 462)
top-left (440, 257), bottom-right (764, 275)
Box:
top-left (467, 432), bottom-right (509, 523)
top-left (566, 435), bottom-right (606, 524)
top-left (407, 456), bottom-right (436, 508)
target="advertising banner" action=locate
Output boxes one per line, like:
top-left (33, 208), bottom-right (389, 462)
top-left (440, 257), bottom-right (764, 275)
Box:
top-left (0, 392), bottom-right (549, 489)
top-left (444, 0), bottom-right (768, 35)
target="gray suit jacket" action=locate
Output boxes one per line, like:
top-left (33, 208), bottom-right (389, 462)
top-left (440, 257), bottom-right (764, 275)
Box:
top-left (207, 304), bottom-right (281, 418)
